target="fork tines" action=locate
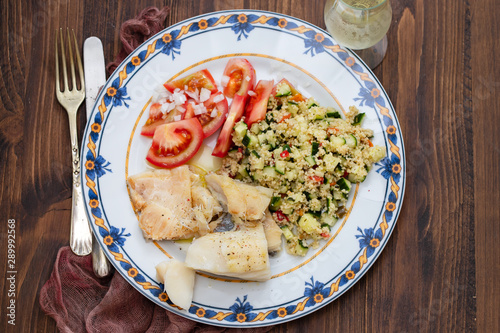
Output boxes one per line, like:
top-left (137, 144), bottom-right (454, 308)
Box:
top-left (55, 28), bottom-right (85, 94)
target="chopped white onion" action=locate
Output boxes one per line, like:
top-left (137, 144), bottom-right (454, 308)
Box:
top-left (247, 90), bottom-right (256, 97)
top-left (174, 88), bottom-right (181, 93)
top-left (199, 88), bottom-right (211, 103)
top-left (210, 107), bottom-right (218, 118)
top-left (173, 115), bottom-right (181, 121)
top-left (160, 102), bottom-right (175, 114)
top-left (193, 103), bottom-right (207, 115)
top-left (221, 75), bottom-right (230, 87)
top-left (176, 105), bottom-right (186, 113)
top-left (173, 91), bottom-right (187, 105)
top-left (185, 88), bottom-right (200, 103)
top-left (245, 76), bottom-right (251, 82)
top-left (213, 93), bottom-right (224, 103)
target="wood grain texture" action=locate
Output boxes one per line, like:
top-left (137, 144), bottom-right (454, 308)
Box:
top-left (0, 0), bottom-right (497, 332)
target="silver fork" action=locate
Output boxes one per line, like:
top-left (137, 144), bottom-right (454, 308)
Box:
top-left (55, 28), bottom-right (92, 256)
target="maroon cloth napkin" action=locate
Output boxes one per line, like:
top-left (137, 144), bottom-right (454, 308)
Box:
top-left (40, 247), bottom-right (271, 333)
top-left (40, 8), bottom-right (272, 332)
top-left (106, 6), bottom-right (170, 74)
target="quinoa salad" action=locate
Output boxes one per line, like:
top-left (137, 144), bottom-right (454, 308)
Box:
top-left (220, 80), bottom-right (386, 256)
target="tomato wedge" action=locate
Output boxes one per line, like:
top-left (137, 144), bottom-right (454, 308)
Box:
top-left (146, 118), bottom-right (203, 168)
top-left (184, 92), bottom-right (229, 138)
top-left (213, 59), bottom-right (256, 157)
top-left (222, 58), bottom-right (256, 99)
top-left (212, 94), bottom-right (247, 157)
top-left (244, 79), bottom-right (274, 127)
top-left (140, 102), bottom-right (187, 137)
top-left (164, 69), bottom-right (218, 94)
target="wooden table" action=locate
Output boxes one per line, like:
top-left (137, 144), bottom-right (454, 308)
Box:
top-left (1, 0), bottom-right (498, 332)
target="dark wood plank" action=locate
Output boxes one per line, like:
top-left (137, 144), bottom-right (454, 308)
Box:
top-left (0, 0), bottom-right (497, 332)
top-left (471, 0), bottom-right (500, 332)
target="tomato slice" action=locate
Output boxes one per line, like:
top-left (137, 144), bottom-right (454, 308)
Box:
top-left (212, 94), bottom-right (247, 157)
top-left (184, 92), bottom-right (229, 138)
top-left (222, 58), bottom-right (256, 99)
top-left (164, 69), bottom-right (218, 94)
top-left (140, 102), bottom-right (187, 137)
top-left (146, 118), bottom-right (204, 168)
top-left (244, 79), bottom-right (274, 127)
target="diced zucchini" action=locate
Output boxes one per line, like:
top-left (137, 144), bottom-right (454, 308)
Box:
top-left (275, 82), bottom-right (292, 97)
top-left (312, 142), bottom-right (320, 155)
top-left (345, 134), bottom-right (357, 148)
top-left (281, 226), bottom-right (294, 241)
top-left (352, 113), bottom-right (365, 126)
top-left (327, 111), bottom-right (342, 119)
top-left (321, 214), bottom-right (338, 227)
top-left (269, 196), bottom-right (282, 212)
top-left (304, 155), bottom-right (316, 166)
top-left (308, 210), bottom-right (322, 218)
top-left (336, 178), bottom-right (352, 191)
top-left (331, 136), bottom-right (346, 148)
top-left (298, 213), bottom-right (321, 234)
top-left (294, 240), bottom-right (309, 256)
top-left (348, 173), bottom-right (366, 183)
top-left (234, 121), bottom-right (248, 134)
top-left (275, 161), bottom-right (286, 175)
top-left (242, 135), bottom-right (250, 147)
top-left (287, 100), bottom-right (298, 105)
top-left (251, 150), bottom-right (260, 158)
top-left (263, 166), bottom-right (278, 178)
top-left (242, 133), bottom-right (259, 148)
top-left (250, 123), bottom-right (261, 134)
top-left (238, 165), bottom-right (250, 179)
top-left (257, 132), bottom-right (267, 145)
top-left (333, 190), bottom-right (344, 201)
top-left (253, 157), bottom-right (265, 170)
top-left (307, 99), bottom-right (319, 109)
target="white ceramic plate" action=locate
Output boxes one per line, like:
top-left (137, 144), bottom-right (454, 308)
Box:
top-left (81, 10), bottom-right (405, 328)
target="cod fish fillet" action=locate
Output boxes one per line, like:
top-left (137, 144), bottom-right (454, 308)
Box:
top-left (205, 173), bottom-right (273, 221)
top-left (185, 223), bottom-right (271, 281)
top-left (127, 166), bottom-right (197, 240)
top-left (156, 259), bottom-right (195, 310)
top-left (262, 209), bottom-right (283, 252)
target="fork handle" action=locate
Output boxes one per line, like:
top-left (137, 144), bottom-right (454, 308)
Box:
top-left (68, 109), bottom-right (92, 256)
